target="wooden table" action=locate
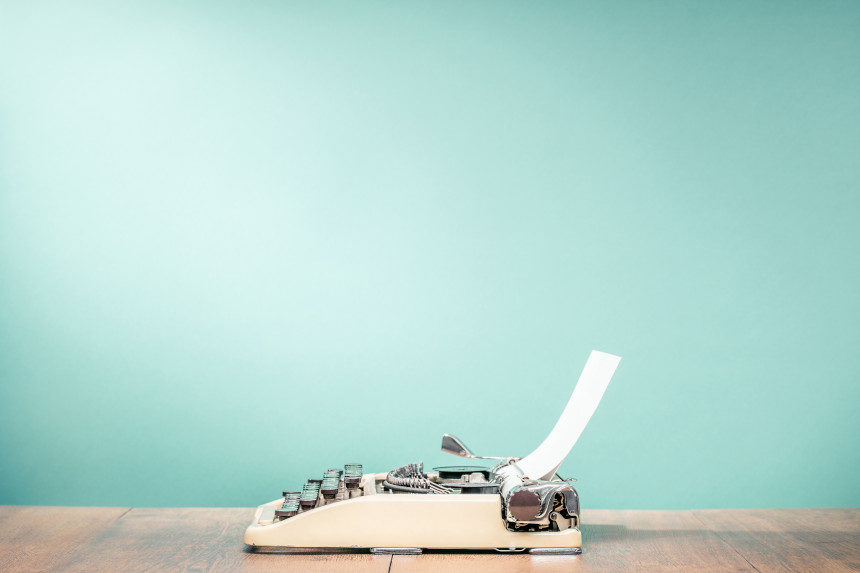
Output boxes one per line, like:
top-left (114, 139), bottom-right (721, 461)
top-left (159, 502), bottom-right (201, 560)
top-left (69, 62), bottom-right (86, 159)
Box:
top-left (1, 507), bottom-right (857, 572)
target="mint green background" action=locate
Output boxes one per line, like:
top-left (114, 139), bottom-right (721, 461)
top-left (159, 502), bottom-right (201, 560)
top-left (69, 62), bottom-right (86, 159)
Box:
top-left (1, 2), bottom-right (858, 509)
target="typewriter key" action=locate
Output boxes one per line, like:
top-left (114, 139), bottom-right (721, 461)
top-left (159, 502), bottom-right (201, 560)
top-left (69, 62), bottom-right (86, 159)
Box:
top-left (320, 477), bottom-right (340, 499)
top-left (344, 463), bottom-right (363, 488)
top-left (275, 491), bottom-right (301, 518)
top-left (300, 482), bottom-right (320, 508)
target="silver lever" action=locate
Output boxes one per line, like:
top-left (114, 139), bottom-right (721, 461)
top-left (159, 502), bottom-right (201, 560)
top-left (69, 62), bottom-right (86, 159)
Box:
top-left (440, 434), bottom-right (510, 461)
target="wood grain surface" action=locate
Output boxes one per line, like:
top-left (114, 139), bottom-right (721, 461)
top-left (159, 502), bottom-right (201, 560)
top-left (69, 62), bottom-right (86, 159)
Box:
top-left (0, 506), bottom-right (130, 572)
top-left (0, 506), bottom-right (857, 572)
top-left (693, 508), bottom-right (860, 573)
top-left (51, 507), bottom-right (390, 573)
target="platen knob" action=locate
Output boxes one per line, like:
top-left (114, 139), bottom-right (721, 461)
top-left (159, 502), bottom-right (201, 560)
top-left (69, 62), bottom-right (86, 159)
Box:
top-left (508, 488), bottom-right (542, 522)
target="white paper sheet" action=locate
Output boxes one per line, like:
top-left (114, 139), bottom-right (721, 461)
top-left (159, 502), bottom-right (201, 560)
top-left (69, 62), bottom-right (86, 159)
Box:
top-left (514, 350), bottom-right (621, 480)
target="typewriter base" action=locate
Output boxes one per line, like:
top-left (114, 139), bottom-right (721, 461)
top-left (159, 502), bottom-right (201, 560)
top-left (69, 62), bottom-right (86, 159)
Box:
top-left (244, 493), bottom-right (582, 551)
top-left (369, 548), bottom-right (584, 554)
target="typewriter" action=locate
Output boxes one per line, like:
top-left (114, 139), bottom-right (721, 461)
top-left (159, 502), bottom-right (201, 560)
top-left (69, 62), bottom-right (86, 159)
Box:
top-left (244, 350), bottom-right (620, 554)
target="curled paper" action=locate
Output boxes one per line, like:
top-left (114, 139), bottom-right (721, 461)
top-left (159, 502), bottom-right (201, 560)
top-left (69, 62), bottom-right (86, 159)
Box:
top-left (514, 350), bottom-right (621, 480)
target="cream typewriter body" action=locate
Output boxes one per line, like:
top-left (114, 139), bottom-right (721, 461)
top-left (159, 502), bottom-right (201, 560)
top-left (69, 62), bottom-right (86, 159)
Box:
top-left (245, 350), bottom-right (620, 554)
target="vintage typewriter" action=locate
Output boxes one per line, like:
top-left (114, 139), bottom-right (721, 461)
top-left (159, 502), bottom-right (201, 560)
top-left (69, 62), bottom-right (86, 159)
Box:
top-left (245, 350), bottom-right (620, 554)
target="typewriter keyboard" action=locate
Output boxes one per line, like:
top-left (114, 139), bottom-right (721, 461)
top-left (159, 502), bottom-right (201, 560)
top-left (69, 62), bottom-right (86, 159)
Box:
top-left (273, 463), bottom-right (364, 521)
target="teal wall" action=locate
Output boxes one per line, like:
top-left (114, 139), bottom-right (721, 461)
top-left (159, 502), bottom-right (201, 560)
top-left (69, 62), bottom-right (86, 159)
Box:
top-left (1, 1), bottom-right (858, 509)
